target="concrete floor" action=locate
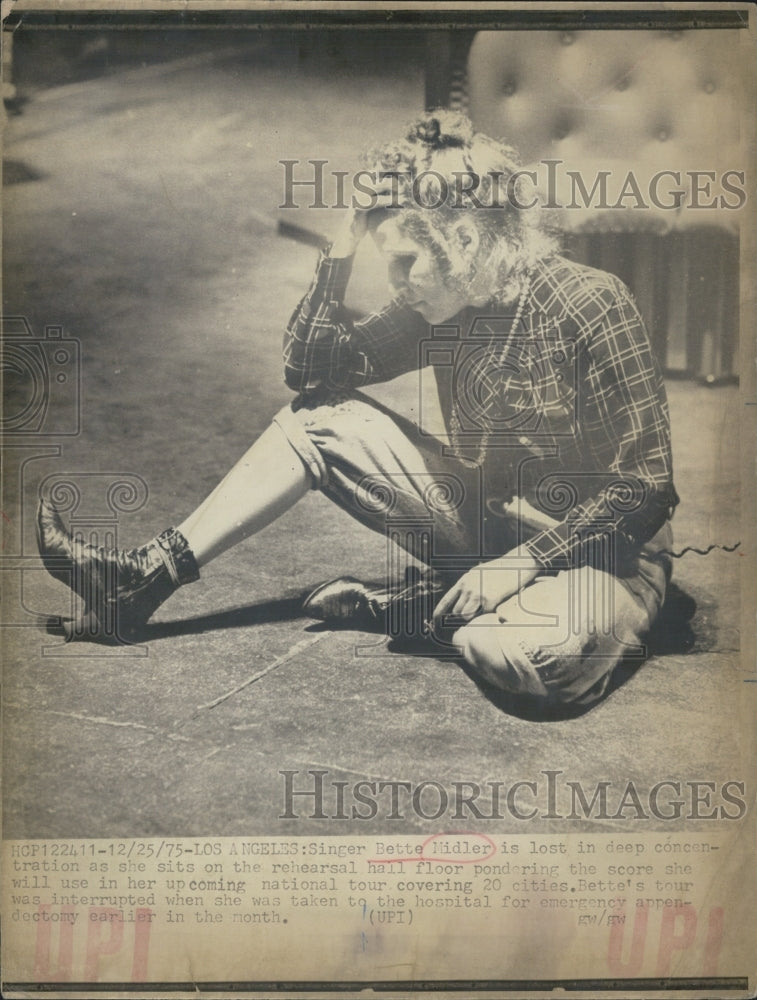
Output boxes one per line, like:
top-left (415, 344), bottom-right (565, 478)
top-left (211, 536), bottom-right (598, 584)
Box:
top-left (2, 36), bottom-right (747, 839)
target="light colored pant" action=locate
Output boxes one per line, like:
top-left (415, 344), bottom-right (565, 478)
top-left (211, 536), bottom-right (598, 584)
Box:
top-left (274, 392), bottom-right (671, 708)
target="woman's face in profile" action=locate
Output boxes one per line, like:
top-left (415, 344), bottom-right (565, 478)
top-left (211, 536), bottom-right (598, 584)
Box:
top-left (370, 215), bottom-right (472, 324)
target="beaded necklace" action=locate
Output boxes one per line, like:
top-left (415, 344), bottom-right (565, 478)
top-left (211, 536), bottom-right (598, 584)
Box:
top-left (449, 276), bottom-right (531, 468)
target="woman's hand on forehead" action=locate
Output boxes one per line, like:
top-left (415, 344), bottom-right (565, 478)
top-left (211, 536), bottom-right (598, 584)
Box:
top-left (329, 175), bottom-right (408, 258)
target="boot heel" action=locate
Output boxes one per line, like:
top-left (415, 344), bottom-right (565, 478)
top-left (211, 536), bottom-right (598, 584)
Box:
top-left (62, 608), bottom-right (98, 642)
top-left (62, 607), bottom-right (122, 643)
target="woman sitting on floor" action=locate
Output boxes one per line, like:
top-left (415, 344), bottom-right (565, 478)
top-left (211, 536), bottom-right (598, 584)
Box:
top-left (38, 110), bottom-right (678, 709)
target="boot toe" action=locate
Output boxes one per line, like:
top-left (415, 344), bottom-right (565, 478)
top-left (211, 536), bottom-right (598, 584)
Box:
top-left (303, 577), bottom-right (376, 623)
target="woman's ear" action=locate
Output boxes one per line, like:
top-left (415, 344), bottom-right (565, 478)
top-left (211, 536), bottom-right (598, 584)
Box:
top-left (452, 217), bottom-right (481, 262)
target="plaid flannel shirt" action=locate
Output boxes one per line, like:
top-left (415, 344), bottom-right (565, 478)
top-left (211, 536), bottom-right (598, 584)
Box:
top-left (284, 250), bottom-right (678, 571)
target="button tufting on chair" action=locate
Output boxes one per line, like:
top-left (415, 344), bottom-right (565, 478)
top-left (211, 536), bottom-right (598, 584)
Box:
top-left (466, 28), bottom-right (749, 375)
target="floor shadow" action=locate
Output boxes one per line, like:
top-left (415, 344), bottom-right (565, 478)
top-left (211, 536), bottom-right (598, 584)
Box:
top-left (41, 591), bottom-right (315, 646)
top-left (143, 592), bottom-right (312, 640)
top-left (148, 581), bottom-right (700, 674)
top-left (460, 663), bottom-right (600, 722)
top-left (3, 158), bottom-right (44, 184)
top-left (645, 581), bottom-right (698, 655)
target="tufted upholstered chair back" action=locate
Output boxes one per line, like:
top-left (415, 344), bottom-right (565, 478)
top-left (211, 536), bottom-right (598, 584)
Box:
top-left (466, 29), bottom-right (749, 378)
top-left (469, 30), bottom-right (741, 197)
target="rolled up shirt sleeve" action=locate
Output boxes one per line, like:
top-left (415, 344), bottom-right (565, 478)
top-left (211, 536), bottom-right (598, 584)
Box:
top-left (283, 250), bottom-right (429, 394)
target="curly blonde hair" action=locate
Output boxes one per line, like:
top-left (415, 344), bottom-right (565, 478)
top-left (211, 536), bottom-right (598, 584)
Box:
top-left (363, 110), bottom-right (559, 305)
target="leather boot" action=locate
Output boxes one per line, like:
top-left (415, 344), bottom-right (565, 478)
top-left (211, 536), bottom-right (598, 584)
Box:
top-left (303, 566), bottom-right (447, 636)
top-left (36, 499), bottom-right (200, 642)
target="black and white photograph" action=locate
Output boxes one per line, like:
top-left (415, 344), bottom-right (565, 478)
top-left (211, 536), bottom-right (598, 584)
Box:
top-left (2, 1), bottom-right (755, 993)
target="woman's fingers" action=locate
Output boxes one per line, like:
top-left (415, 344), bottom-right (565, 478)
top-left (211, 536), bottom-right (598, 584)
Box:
top-left (433, 574), bottom-right (482, 628)
top-left (431, 558), bottom-right (538, 631)
top-left (356, 193), bottom-right (402, 216)
top-left (374, 191), bottom-right (401, 207)
top-left (451, 590), bottom-right (479, 619)
top-left (432, 585), bottom-right (458, 621)
top-left (458, 598), bottom-right (482, 622)
top-left (432, 585), bottom-right (467, 628)
top-left (354, 178), bottom-right (408, 212)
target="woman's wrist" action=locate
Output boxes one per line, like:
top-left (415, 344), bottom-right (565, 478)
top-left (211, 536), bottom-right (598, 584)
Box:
top-left (486, 546), bottom-right (540, 573)
top-left (514, 543), bottom-right (541, 573)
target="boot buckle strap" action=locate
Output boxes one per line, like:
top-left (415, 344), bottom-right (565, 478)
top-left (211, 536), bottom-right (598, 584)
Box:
top-left (154, 527), bottom-right (200, 587)
top-left (153, 531), bottom-right (182, 586)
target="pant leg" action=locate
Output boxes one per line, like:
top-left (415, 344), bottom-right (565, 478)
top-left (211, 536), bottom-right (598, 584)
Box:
top-left (273, 391), bottom-right (493, 567)
top-left (274, 391), bottom-right (668, 707)
top-left (455, 556), bottom-right (668, 707)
